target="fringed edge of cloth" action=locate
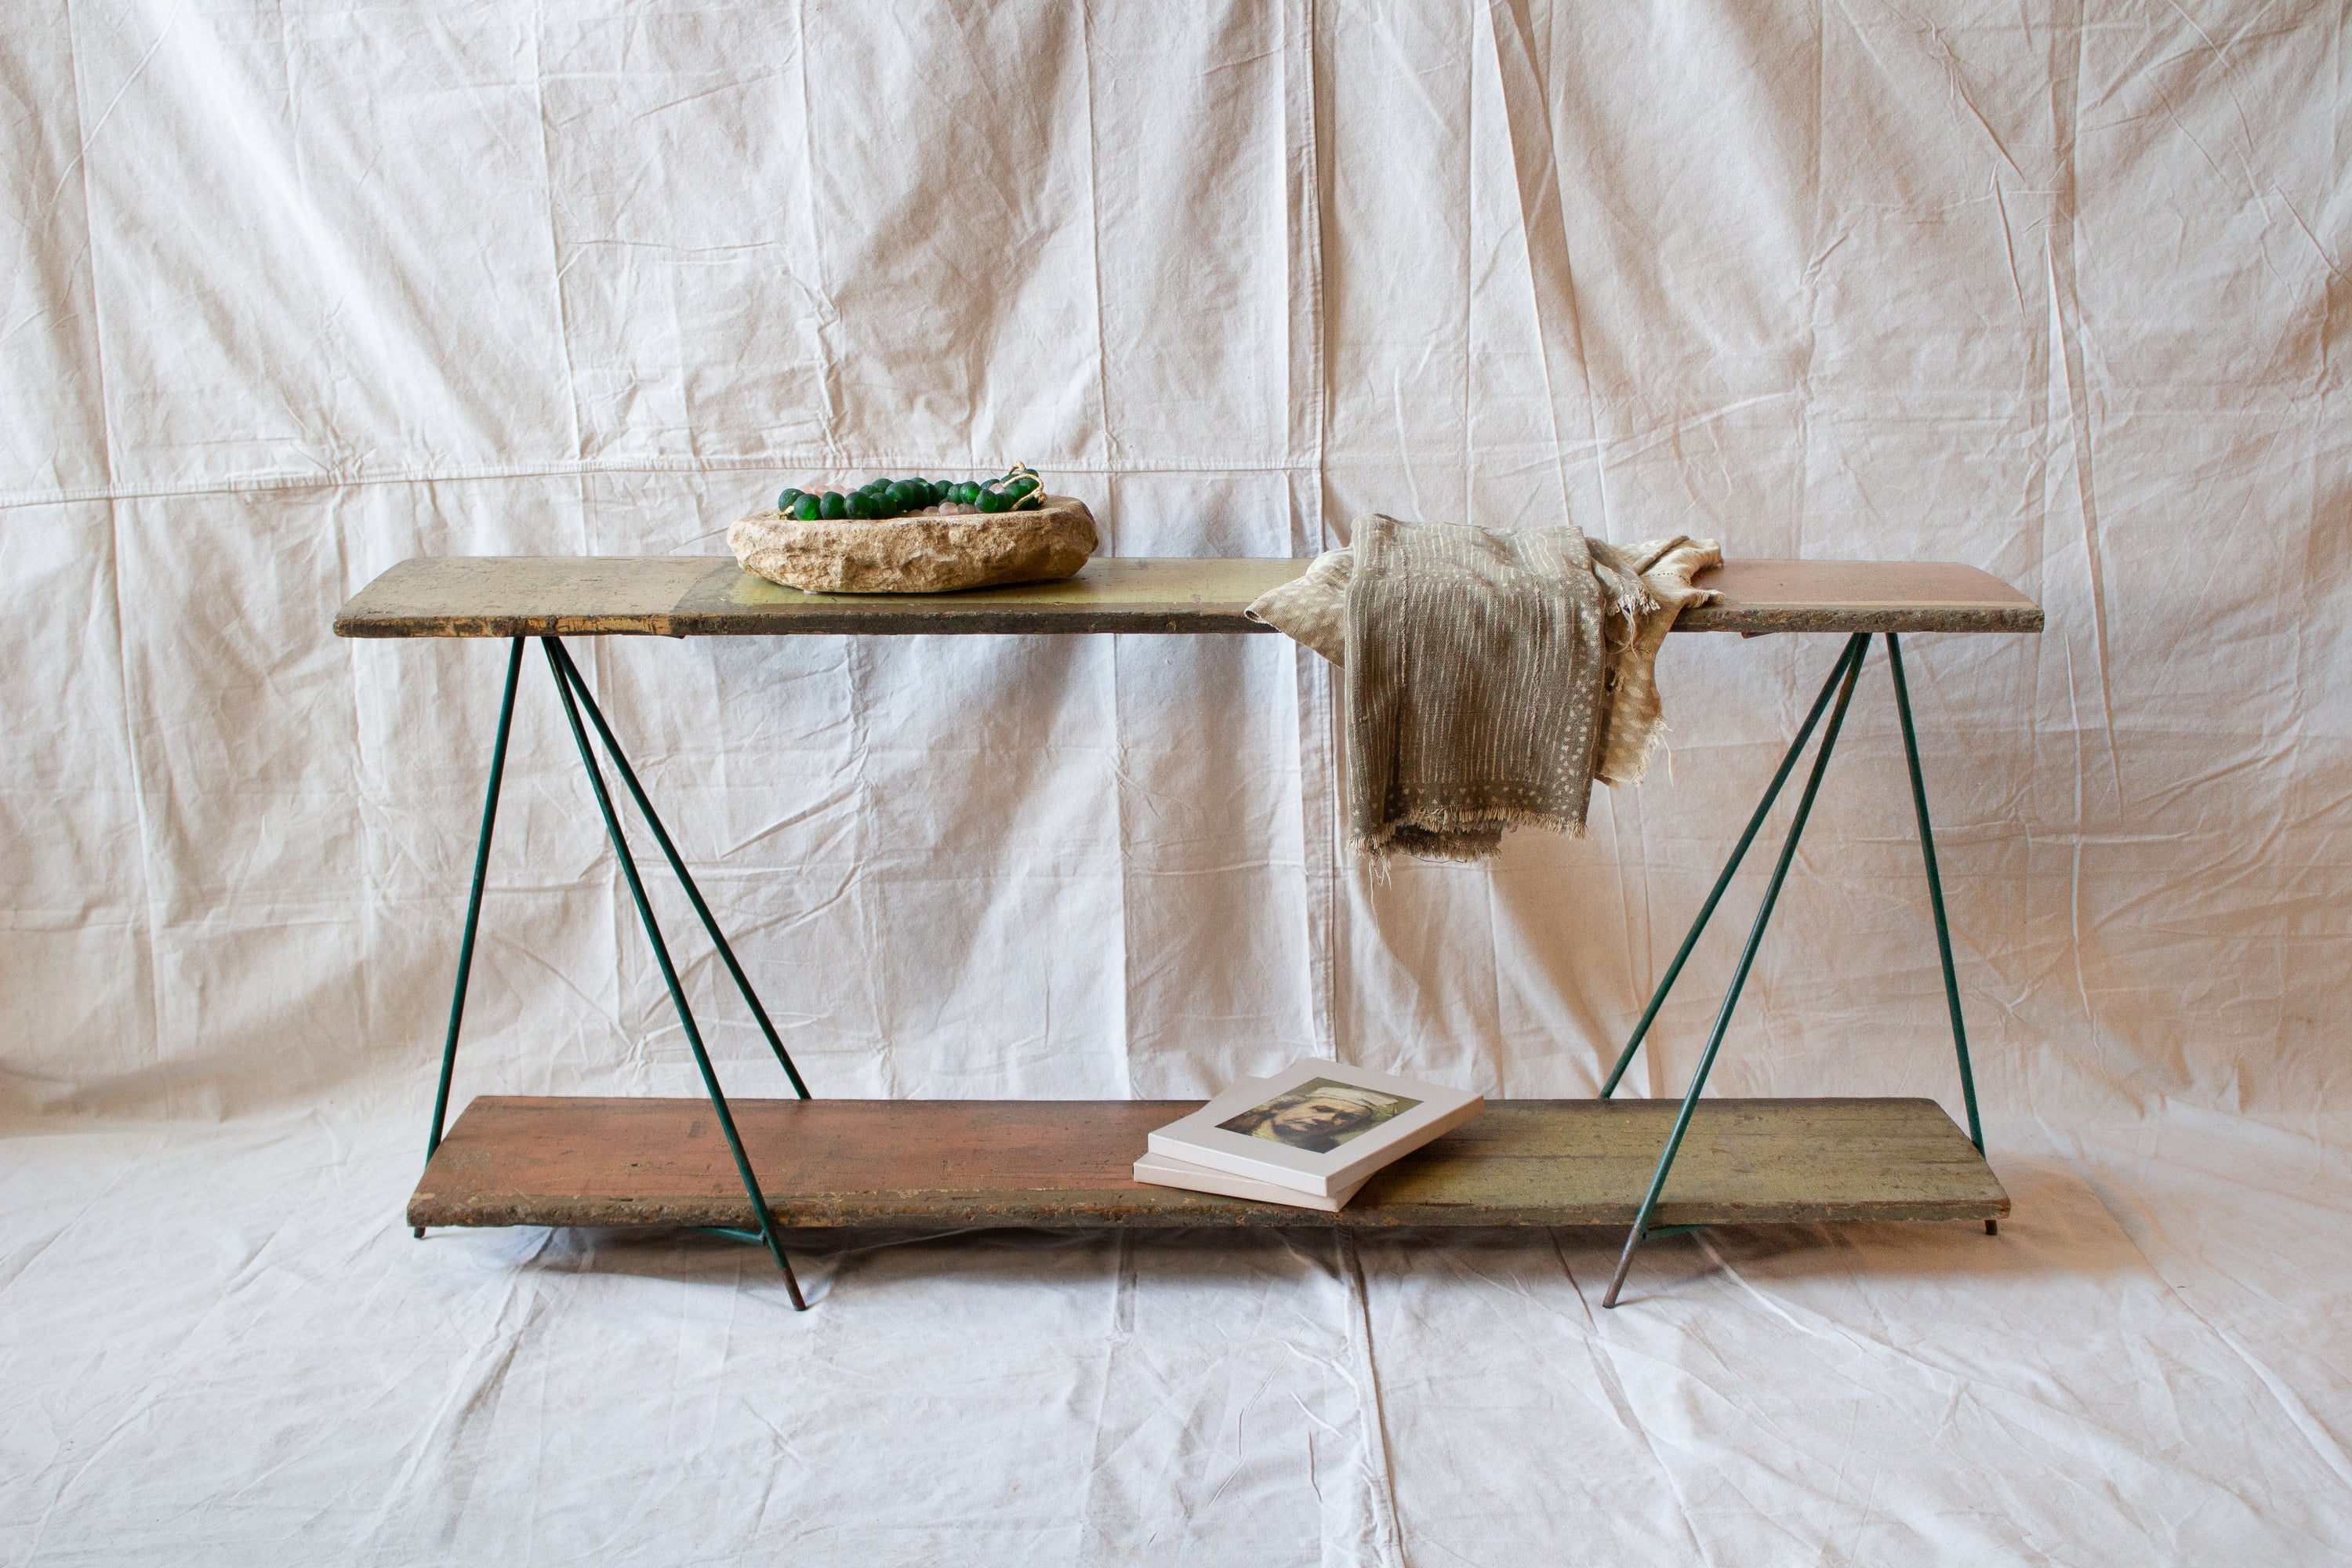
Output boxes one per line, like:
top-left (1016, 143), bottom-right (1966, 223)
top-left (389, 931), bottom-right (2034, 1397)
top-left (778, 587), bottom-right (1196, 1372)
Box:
top-left (1584, 539), bottom-right (1661, 627)
top-left (1352, 807), bottom-right (1590, 877)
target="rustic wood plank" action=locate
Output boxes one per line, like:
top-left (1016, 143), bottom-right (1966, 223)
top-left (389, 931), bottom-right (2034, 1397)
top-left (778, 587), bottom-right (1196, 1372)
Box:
top-left (332, 557), bottom-right (730, 640)
top-left (335, 556), bottom-right (2041, 638)
top-left (671, 554), bottom-right (1303, 635)
top-left (1679, 559), bottom-right (2042, 634)
top-left (334, 557), bottom-right (1301, 639)
top-left (409, 1096), bottom-right (2008, 1232)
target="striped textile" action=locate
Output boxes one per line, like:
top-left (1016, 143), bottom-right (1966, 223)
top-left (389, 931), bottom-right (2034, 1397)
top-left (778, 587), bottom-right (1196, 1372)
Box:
top-left (1344, 518), bottom-right (1614, 863)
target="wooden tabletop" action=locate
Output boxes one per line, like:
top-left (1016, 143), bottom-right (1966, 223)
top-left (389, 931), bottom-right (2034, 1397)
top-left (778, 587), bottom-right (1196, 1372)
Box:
top-left (336, 556), bottom-right (2041, 638)
top-left (409, 1094), bottom-right (2008, 1232)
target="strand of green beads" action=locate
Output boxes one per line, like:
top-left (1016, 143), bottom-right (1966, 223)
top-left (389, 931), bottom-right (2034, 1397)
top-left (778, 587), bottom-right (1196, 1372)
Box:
top-left (778, 466), bottom-right (1041, 522)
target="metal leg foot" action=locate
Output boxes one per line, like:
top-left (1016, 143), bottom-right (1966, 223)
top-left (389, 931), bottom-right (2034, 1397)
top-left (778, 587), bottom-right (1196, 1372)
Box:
top-left (1986, 1218), bottom-right (1998, 1236)
top-left (543, 637), bottom-right (808, 1308)
top-left (1603, 640), bottom-right (1870, 1309)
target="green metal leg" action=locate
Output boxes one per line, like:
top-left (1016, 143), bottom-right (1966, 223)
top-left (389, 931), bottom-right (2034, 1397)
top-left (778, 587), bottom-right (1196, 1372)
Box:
top-left (1599, 635), bottom-right (1871, 1098)
top-left (1602, 641), bottom-right (1868, 1308)
top-left (540, 638), bottom-right (808, 1309)
top-left (546, 639), bottom-right (810, 1100)
top-left (1886, 633), bottom-right (1984, 1155)
top-left (417, 637), bottom-right (525, 1239)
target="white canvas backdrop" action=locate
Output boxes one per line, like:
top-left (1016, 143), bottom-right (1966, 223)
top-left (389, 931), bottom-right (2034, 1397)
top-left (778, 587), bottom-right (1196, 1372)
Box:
top-left (5, 2), bottom-right (2350, 1562)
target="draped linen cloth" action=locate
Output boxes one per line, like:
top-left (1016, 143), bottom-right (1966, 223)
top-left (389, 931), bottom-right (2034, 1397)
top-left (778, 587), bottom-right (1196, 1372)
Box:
top-left (1584, 534), bottom-right (1723, 786)
top-left (1247, 522), bottom-right (1721, 859)
top-left (1347, 518), bottom-right (1608, 861)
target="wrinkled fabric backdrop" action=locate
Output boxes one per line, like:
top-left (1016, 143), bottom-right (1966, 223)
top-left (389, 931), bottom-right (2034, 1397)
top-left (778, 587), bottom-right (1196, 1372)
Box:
top-left (6, 2), bottom-right (2350, 1563)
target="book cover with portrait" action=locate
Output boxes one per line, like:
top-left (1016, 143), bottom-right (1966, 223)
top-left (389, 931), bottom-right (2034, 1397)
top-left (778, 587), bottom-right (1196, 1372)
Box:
top-left (1144, 1059), bottom-right (1484, 1198)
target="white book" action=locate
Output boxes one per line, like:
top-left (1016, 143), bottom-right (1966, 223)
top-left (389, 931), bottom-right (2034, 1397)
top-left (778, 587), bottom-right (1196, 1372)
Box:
top-left (1145, 1058), bottom-right (1484, 1199)
top-left (1131, 1150), bottom-right (1367, 1212)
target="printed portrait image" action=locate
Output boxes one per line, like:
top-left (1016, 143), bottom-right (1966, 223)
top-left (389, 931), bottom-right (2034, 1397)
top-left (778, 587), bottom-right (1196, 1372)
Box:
top-left (1217, 1078), bottom-right (1421, 1153)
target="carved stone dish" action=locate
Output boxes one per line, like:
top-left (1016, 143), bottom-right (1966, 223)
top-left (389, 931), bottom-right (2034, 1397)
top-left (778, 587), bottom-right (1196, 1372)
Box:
top-left (728, 495), bottom-right (1098, 594)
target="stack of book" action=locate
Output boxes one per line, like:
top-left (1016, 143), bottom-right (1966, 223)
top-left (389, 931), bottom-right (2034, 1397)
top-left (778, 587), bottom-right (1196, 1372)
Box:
top-left (1133, 1059), bottom-right (1484, 1211)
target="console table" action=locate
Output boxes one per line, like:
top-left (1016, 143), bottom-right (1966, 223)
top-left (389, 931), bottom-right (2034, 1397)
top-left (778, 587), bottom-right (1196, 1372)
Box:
top-left (336, 554), bottom-right (2039, 1310)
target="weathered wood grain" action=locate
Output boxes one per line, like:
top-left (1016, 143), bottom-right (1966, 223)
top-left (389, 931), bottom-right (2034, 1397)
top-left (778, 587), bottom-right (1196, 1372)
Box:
top-left (335, 557), bottom-right (1299, 638)
top-left (1680, 559), bottom-right (2042, 634)
top-left (408, 1095), bottom-right (2009, 1232)
top-left (335, 556), bottom-right (2042, 639)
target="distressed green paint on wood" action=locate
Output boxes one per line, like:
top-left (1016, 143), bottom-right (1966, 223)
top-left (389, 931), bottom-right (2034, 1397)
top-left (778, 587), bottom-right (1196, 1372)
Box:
top-left (705, 554), bottom-right (1298, 612)
top-left (335, 557), bottom-right (1300, 639)
top-left (409, 1095), bottom-right (2009, 1232)
top-left (335, 557), bottom-right (2043, 640)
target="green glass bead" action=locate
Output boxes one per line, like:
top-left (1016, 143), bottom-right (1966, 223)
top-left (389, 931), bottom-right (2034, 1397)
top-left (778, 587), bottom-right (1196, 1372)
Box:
top-left (976, 487), bottom-right (1011, 514)
top-left (885, 481), bottom-right (920, 513)
top-left (848, 492), bottom-right (880, 520)
top-left (793, 494), bottom-right (822, 521)
top-left (1007, 475), bottom-right (1039, 499)
top-left (953, 481), bottom-right (978, 506)
top-left (820, 492), bottom-right (847, 521)
top-left (778, 488), bottom-right (804, 513)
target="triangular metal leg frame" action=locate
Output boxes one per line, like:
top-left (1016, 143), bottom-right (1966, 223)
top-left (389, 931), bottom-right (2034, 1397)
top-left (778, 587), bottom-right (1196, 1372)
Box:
top-left (1597, 633), bottom-right (1987, 1308)
top-left (415, 635), bottom-right (813, 1310)
top-left (413, 631), bottom-right (1984, 1313)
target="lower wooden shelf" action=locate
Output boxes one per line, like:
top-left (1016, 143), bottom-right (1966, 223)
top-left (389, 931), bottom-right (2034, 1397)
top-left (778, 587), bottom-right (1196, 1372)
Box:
top-left (409, 1095), bottom-right (2008, 1232)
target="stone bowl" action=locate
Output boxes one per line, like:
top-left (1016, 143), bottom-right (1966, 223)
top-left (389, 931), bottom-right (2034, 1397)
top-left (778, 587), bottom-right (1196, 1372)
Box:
top-left (728, 495), bottom-right (1098, 595)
